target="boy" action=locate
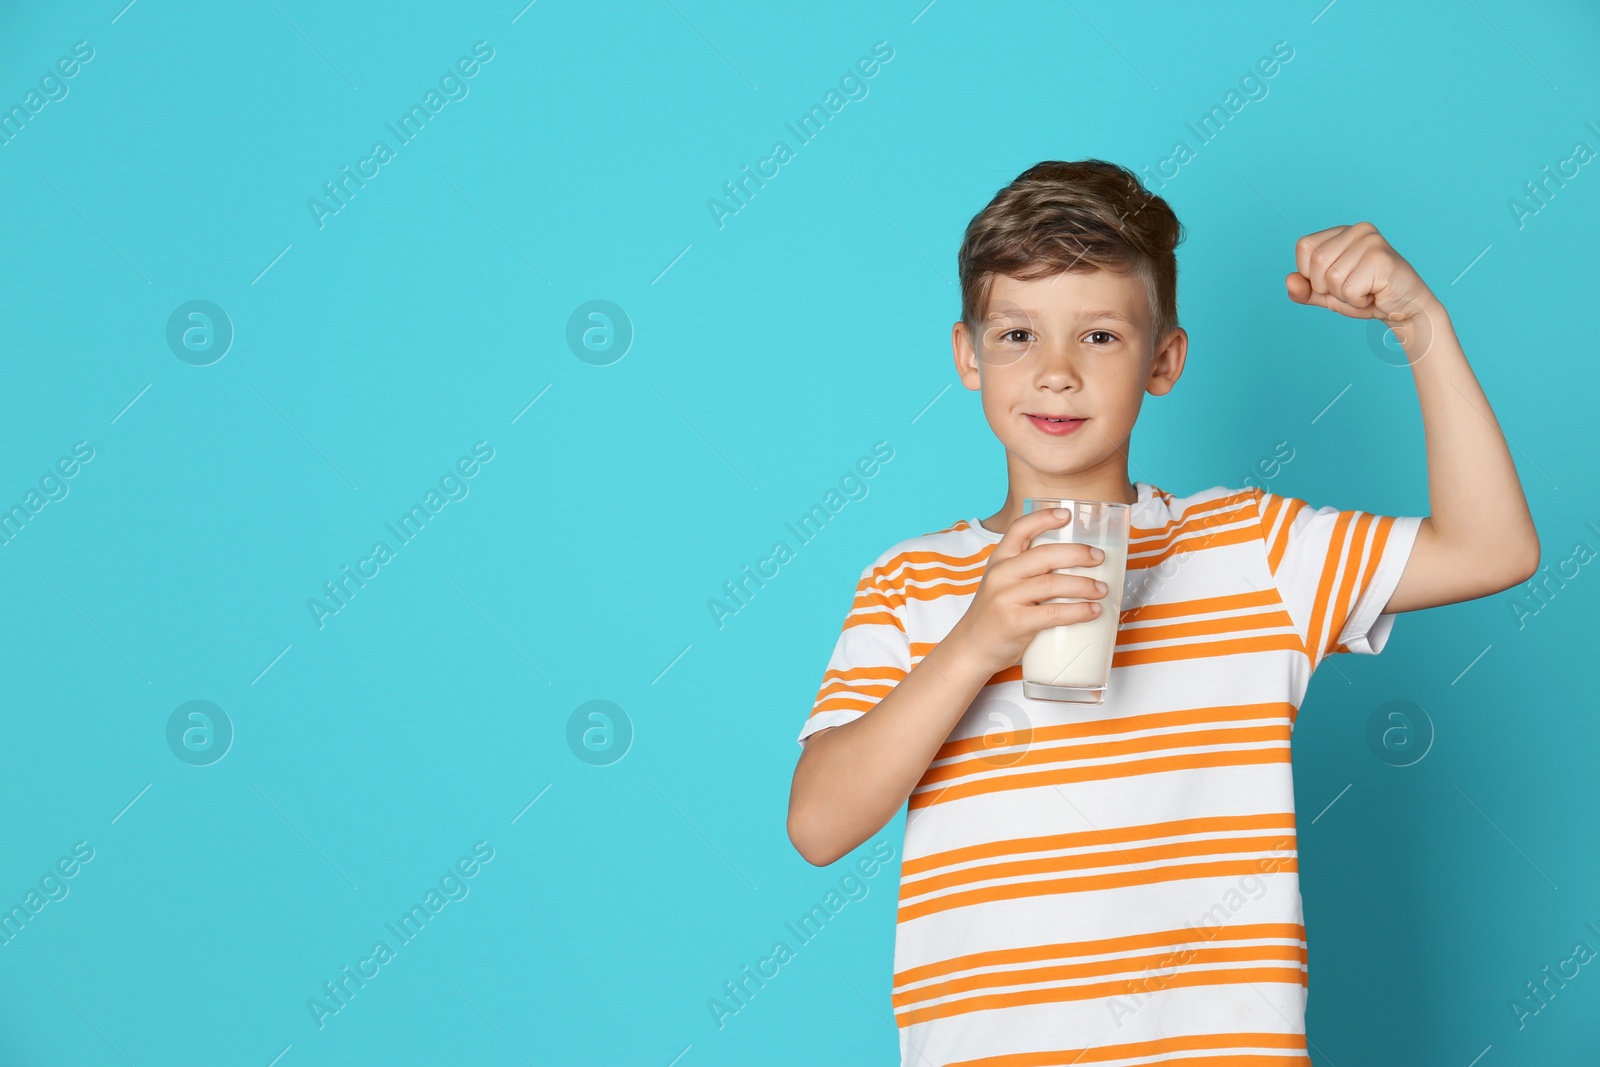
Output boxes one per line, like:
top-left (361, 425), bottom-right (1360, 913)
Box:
top-left (786, 159), bottom-right (1539, 1065)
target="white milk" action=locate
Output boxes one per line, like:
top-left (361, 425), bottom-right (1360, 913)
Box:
top-left (1021, 539), bottom-right (1129, 690)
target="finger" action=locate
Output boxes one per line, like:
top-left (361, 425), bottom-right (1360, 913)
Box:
top-left (1011, 540), bottom-right (1106, 579)
top-left (1285, 271), bottom-right (1314, 304)
top-left (1012, 573), bottom-right (1085, 607)
top-left (1034, 571), bottom-right (1109, 603)
top-left (1296, 224), bottom-right (1363, 297)
top-left (1324, 231), bottom-right (1388, 308)
top-left (991, 506), bottom-right (1075, 563)
top-left (1293, 286), bottom-right (1379, 318)
top-left (1296, 223), bottom-right (1349, 250)
top-left (1322, 223), bottom-right (1382, 296)
top-left (1330, 240), bottom-right (1384, 310)
top-left (1025, 598), bottom-right (1106, 629)
top-left (1322, 292), bottom-right (1379, 318)
top-left (1293, 225), bottom-right (1349, 291)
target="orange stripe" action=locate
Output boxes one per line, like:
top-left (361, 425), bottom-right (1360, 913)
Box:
top-left (912, 498), bottom-right (1256, 590)
top-left (1128, 508), bottom-right (1259, 568)
top-left (900, 813), bottom-right (1297, 878)
top-left (901, 833), bottom-right (1298, 899)
top-left (951, 512), bottom-right (1244, 561)
top-left (814, 684), bottom-right (889, 704)
top-left (894, 942), bottom-right (1308, 1011)
top-left (1320, 513), bottom-right (1395, 662)
top-left (1355, 516), bottom-right (1396, 617)
top-left (1121, 588), bottom-right (1279, 622)
top-left (954, 1054), bottom-right (1309, 1067)
top-left (893, 920), bottom-right (1305, 986)
top-left (839, 608), bottom-right (903, 632)
top-left (896, 963), bottom-right (1307, 1027)
top-left (896, 856), bottom-right (1299, 923)
top-left (816, 664), bottom-right (906, 686)
top-left (899, 580), bottom-right (999, 603)
top-left (1063, 1057), bottom-right (1306, 1067)
top-left (810, 664), bottom-right (908, 718)
top-left (1111, 632), bottom-right (1306, 666)
top-left (891, 577), bottom-right (985, 599)
top-left (889, 546), bottom-right (995, 566)
top-left (849, 588), bottom-right (900, 612)
top-left (954, 1055), bottom-right (1308, 1067)
top-left (812, 694), bottom-right (889, 716)
top-left (1260, 491), bottom-right (1298, 576)
top-left (815, 669), bottom-right (904, 693)
top-left (810, 695), bottom-right (879, 717)
top-left (854, 573), bottom-right (904, 612)
top-left (916, 724), bottom-right (1289, 788)
top-left (944, 1031), bottom-right (1307, 1067)
top-left (1129, 490), bottom-right (1254, 551)
top-left (895, 560), bottom-right (991, 581)
top-left (1118, 609), bottom-right (1293, 644)
top-left (1128, 526), bottom-right (1260, 573)
top-left (1122, 529), bottom-right (1250, 572)
top-left (916, 609), bottom-right (1300, 672)
top-left (970, 630), bottom-right (1308, 690)
top-left (858, 505), bottom-right (1273, 648)
top-left (930, 702), bottom-right (1293, 764)
top-left (1323, 514), bottom-right (1371, 659)
top-left (907, 746), bottom-right (1291, 811)
top-left (877, 548), bottom-right (997, 581)
top-left (1307, 511), bottom-right (1359, 664)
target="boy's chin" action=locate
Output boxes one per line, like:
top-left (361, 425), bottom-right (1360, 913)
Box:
top-left (1010, 448), bottom-right (1094, 477)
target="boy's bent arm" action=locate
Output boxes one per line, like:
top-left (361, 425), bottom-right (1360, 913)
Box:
top-left (1286, 222), bottom-right (1541, 612)
top-left (787, 631), bottom-right (993, 867)
top-left (1382, 296), bottom-right (1541, 610)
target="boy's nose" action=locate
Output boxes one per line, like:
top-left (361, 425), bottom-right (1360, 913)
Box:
top-left (1030, 341), bottom-right (1085, 379)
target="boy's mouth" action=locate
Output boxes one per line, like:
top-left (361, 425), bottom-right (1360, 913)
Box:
top-left (1025, 413), bottom-right (1086, 436)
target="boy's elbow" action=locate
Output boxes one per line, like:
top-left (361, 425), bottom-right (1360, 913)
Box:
top-left (1490, 541), bottom-right (1542, 594)
top-left (786, 810), bottom-right (841, 867)
top-left (791, 840), bottom-right (835, 868)
top-left (1514, 541), bottom-right (1541, 585)
top-left (1464, 537), bottom-right (1540, 596)
top-left (787, 730), bottom-right (849, 866)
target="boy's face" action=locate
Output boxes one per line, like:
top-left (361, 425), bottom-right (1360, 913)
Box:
top-left (952, 267), bottom-right (1186, 488)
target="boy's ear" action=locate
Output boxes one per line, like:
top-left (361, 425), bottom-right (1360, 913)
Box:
top-left (1145, 326), bottom-right (1188, 397)
top-left (953, 321), bottom-right (983, 391)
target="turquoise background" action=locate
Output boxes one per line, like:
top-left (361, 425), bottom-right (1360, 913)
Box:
top-left (1, 0), bottom-right (1596, 1063)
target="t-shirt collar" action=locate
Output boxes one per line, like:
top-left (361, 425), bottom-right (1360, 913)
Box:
top-left (968, 481), bottom-right (1157, 541)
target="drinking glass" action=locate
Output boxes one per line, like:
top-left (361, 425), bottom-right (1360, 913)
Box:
top-left (1020, 497), bottom-right (1132, 703)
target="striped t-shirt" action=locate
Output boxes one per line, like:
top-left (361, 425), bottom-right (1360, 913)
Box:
top-left (797, 481), bottom-right (1421, 1066)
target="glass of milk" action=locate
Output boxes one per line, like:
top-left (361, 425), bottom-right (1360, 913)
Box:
top-left (1019, 496), bottom-right (1132, 704)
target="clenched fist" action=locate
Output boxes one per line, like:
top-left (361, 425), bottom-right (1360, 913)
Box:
top-left (1286, 221), bottom-right (1437, 323)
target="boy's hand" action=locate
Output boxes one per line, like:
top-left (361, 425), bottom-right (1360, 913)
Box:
top-left (1285, 221), bottom-right (1438, 323)
top-left (946, 507), bottom-right (1110, 679)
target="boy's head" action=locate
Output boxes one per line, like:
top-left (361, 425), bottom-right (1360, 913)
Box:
top-left (952, 160), bottom-right (1188, 489)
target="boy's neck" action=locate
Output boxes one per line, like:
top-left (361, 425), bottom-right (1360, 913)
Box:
top-left (979, 463), bottom-right (1139, 537)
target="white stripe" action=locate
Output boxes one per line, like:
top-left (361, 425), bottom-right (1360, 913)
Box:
top-left (898, 845), bottom-right (1300, 910)
top-left (893, 934), bottom-right (1307, 997)
top-left (896, 956), bottom-right (1308, 1014)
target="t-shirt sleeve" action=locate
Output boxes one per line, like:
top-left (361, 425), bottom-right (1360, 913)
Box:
top-left (796, 555), bottom-right (912, 747)
top-left (1254, 488), bottom-right (1423, 672)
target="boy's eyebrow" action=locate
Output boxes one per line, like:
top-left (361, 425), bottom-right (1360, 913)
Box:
top-left (1077, 308), bottom-right (1134, 324)
top-left (985, 307), bottom-right (1134, 324)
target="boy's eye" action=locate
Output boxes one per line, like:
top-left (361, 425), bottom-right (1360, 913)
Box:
top-left (1001, 329), bottom-right (1032, 344)
top-left (1086, 330), bottom-right (1116, 345)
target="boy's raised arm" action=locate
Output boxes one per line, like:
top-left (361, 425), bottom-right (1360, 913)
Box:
top-left (1285, 222), bottom-right (1541, 612)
